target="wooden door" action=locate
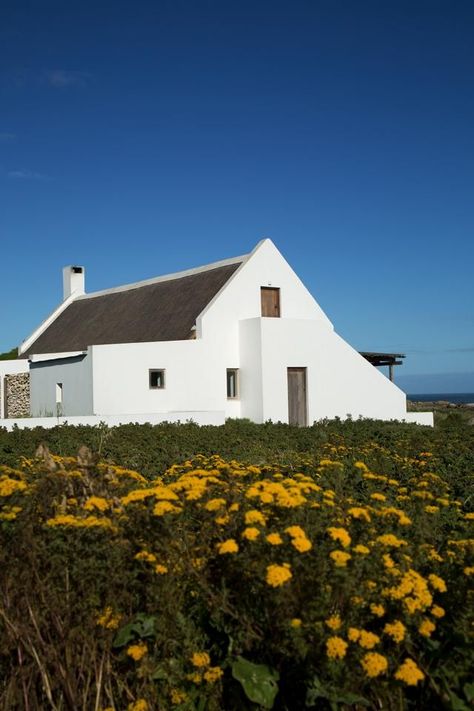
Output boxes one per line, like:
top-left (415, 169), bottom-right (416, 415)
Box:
top-left (261, 287), bottom-right (280, 317)
top-left (287, 367), bottom-right (307, 426)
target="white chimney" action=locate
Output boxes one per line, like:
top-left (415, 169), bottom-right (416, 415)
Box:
top-left (63, 265), bottom-right (85, 300)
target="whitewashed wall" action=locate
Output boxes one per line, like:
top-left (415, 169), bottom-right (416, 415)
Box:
top-left (30, 355), bottom-right (93, 416)
top-left (258, 318), bottom-right (407, 422)
top-left (90, 340), bottom-right (240, 417)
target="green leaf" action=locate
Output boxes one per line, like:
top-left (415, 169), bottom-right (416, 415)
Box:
top-left (113, 613), bottom-right (157, 647)
top-left (151, 664), bottom-right (168, 680)
top-left (231, 656), bottom-right (279, 709)
top-left (464, 683), bottom-right (474, 703)
top-left (337, 693), bottom-right (370, 707)
top-left (113, 622), bottom-right (137, 647)
top-left (448, 691), bottom-right (470, 711)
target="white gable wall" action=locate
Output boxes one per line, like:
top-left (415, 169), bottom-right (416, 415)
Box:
top-left (198, 239), bottom-right (333, 343)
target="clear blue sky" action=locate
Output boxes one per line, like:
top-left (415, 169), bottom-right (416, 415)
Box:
top-left (1, 0), bottom-right (473, 393)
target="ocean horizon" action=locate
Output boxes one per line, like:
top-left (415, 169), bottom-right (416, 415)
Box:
top-left (407, 392), bottom-right (474, 404)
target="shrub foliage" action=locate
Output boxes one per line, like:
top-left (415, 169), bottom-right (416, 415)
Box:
top-left (0, 421), bottom-right (473, 710)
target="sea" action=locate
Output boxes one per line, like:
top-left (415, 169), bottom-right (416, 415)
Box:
top-left (407, 393), bottom-right (474, 404)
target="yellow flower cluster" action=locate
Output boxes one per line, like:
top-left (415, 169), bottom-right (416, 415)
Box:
top-left (266, 563), bottom-right (292, 587)
top-left (327, 526), bottom-right (351, 548)
top-left (285, 525), bottom-right (312, 552)
top-left (96, 606), bottom-right (122, 630)
top-left (217, 539), bottom-right (239, 554)
top-left (326, 636), bottom-right (348, 659)
top-left (361, 652), bottom-right (388, 678)
top-left (191, 652), bottom-right (210, 668)
top-left (394, 658), bottom-right (425, 685)
top-left (127, 642), bottom-right (148, 662)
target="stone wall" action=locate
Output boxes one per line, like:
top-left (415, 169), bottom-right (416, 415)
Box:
top-left (4, 372), bottom-right (30, 418)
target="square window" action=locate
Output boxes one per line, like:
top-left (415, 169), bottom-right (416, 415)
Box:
top-left (227, 368), bottom-right (239, 399)
top-left (149, 369), bottom-right (165, 389)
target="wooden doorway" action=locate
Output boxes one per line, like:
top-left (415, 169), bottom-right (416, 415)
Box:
top-left (261, 287), bottom-right (280, 317)
top-left (287, 367), bottom-right (307, 426)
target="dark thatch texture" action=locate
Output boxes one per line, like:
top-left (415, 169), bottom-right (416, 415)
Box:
top-left (25, 263), bottom-right (241, 356)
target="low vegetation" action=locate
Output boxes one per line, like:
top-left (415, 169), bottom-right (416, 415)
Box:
top-left (0, 419), bottom-right (472, 710)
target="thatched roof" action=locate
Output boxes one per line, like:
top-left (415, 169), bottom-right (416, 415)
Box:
top-left (25, 260), bottom-right (242, 356)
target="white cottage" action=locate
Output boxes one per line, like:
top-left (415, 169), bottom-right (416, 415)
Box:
top-left (17, 239), bottom-right (431, 426)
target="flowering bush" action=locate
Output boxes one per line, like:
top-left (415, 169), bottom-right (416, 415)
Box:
top-left (0, 434), bottom-right (472, 709)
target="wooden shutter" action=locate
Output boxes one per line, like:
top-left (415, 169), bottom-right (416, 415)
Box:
top-left (261, 287), bottom-right (280, 317)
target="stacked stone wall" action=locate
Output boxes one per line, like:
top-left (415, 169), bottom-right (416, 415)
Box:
top-left (4, 373), bottom-right (30, 418)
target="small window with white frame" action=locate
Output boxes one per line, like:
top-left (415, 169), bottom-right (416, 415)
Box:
top-left (149, 369), bottom-right (165, 389)
top-left (226, 368), bottom-right (239, 399)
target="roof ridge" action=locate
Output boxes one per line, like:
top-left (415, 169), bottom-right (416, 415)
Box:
top-left (76, 253), bottom-right (249, 300)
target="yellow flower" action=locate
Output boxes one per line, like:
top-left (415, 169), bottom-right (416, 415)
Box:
top-left (154, 564), bottom-right (168, 574)
top-left (187, 672), bottom-right (202, 684)
top-left (84, 496), bottom-right (109, 512)
top-left (285, 525), bottom-right (306, 538)
top-left (394, 658), bottom-right (425, 686)
top-left (361, 652), bottom-right (388, 678)
top-left (203, 666), bottom-right (224, 683)
top-left (326, 636), bottom-right (348, 660)
top-left (348, 627), bottom-right (361, 642)
top-left (376, 534), bottom-right (407, 548)
top-left (191, 652), bottom-right (210, 668)
top-left (0, 478), bottom-right (27, 497)
top-left (242, 527), bottom-right (260, 541)
top-left (291, 535), bottom-right (312, 553)
top-left (327, 527), bottom-right (351, 548)
top-left (370, 493), bottom-right (386, 502)
top-left (383, 620), bottom-right (406, 643)
top-left (217, 539), bottom-right (239, 554)
top-left (418, 618), bottom-right (436, 637)
top-left (325, 615), bottom-right (342, 631)
top-left (127, 701), bottom-right (148, 711)
top-left (358, 630), bottom-right (380, 649)
top-left (430, 605), bottom-right (445, 618)
top-left (370, 604), bottom-right (385, 618)
top-left (330, 550), bottom-right (351, 567)
top-left (428, 574), bottom-right (447, 592)
top-left (46, 514), bottom-right (116, 530)
top-left (127, 642), bottom-right (148, 662)
top-left (463, 566), bottom-right (474, 576)
top-left (348, 506), bottom-right (371, 522)
top-left (354, 461), bottom-right (369, 471)
top-left (205, 498), bottom-right (226, 511)
top-left (135, 550), bottom-right (157, 563)
top-left (290, 618), bottom-right (302, 628)
top-left (266, 563), bottom-right (292, 587)
top-left (170, 689), bottom-right (188, 705)
top-left (266, 532), bottom-right (283, 545)
top-left (245, 510), bottom-right (266, 526)
top-left (353, 544), bottom-right (370, 555)
top-left (215, 514), bottom-right (230, 525)
top-left (96, 606), bottom-right (122, 630)
top-left (153, 501), bottom-right (182, 516)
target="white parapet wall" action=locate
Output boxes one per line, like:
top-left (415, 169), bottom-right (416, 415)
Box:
top-left (402, 412), bottom-right (435, 426)
top-left (0, 409), bottom-right (434, 431)
top-left (0, 410), bottom-right (226, 431)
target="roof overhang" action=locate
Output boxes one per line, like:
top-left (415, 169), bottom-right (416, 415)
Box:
top-left (29, 350), bottom-right (88, 363)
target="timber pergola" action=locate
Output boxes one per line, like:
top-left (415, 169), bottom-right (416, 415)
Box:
top-left (359, 352), bottom-right (405, 382)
